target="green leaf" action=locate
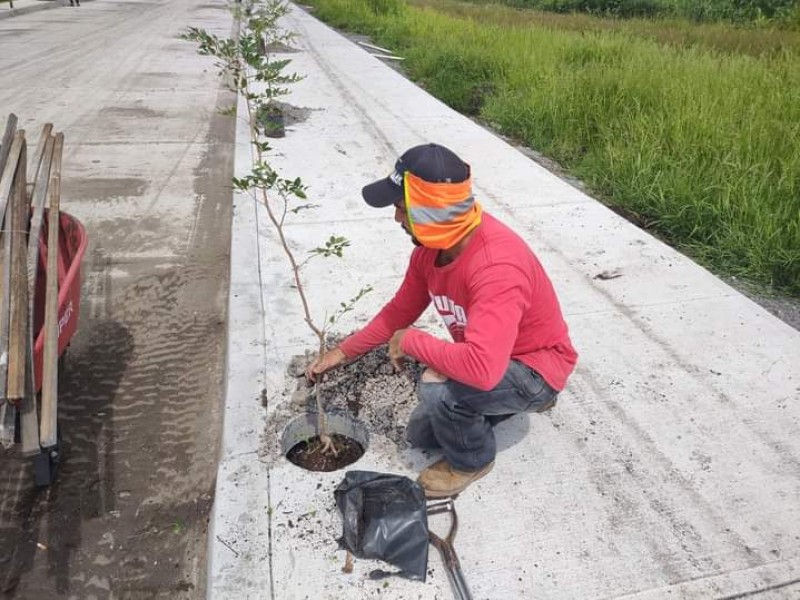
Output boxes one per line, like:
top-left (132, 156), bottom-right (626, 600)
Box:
top-left (231, 176), bottom-right (251, 191)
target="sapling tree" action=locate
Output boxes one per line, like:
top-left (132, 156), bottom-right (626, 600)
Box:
top-left (183, 0), bottom-right (370, 456)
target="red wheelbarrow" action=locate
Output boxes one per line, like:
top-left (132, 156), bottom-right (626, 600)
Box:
top-left (32, 211), bottom-right (88, 392)
top-left (1, 119), bottom-right (88, 486)
top-left (0, 211), bottom-right (88, 486)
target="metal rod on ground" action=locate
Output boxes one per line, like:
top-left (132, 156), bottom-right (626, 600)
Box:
top-left (40, 133), bottom-right (62, 449)
top-left (0, 131), bottom-right (25, 406)
top-left (427, 499), bottom-right (474, 600)
top-left (0, 401), bottom-right (14, 448)
top-left (357, 40), bottom-right (394, 55)
top-left (369, 53), bottom-right (404, 61)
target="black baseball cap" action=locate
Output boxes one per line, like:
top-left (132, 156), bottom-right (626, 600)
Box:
top-left (361, 143), bottom-right (470, 208)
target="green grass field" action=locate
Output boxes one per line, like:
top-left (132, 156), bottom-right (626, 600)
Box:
top-left (306, 0), bottom-right (800, 295)
top-left (458, 0), bottom-right (800, 25)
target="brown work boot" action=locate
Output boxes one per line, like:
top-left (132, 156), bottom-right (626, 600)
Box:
top-left (418, 459), bottom-right (494, 498)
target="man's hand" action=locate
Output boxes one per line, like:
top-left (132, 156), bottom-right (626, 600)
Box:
top-left (421, 367), bottom-right (447, 383)
top-left (388, 329), bottom-right (408, 372)
top-left (306, 346), bottom-right (347, 382)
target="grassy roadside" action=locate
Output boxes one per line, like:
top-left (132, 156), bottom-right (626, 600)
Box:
top-left (414, 0), bottom-right (800, 56)
top-left (305, 0), bottom-right (800, 296)
top-left (463, 0), bottom-right (800, 25)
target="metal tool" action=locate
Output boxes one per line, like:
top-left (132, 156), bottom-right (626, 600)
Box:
top-left (427, 499), bottom-right (474, 600)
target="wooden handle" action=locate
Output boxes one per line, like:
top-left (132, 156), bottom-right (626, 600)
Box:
top-left (40, 133), bottom-right (63, 449)
top-left (6, 136), bottom-right (28, 402)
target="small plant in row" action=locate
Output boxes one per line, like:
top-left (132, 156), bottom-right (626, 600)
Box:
top-left (183, 0), bottom-right (370, 456)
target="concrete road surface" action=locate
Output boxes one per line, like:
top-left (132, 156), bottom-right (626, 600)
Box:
top-left (0, 0), bottom-right (233, 597)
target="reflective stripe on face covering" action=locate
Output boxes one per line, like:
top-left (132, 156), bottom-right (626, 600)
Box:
top-left (408, 197), bottom-right (476, 224)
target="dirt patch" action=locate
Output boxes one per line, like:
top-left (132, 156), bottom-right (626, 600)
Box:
top-left (255, 102), bottom-right (315, 137)
top-left (317, 348), bottom-right (423, 447)
top-left (286, 434), bottom-right (365, 471)
top-left (273, 101), bottom-right (315, 128)
top-left (99, 106), bottom-right (164, 119)
top-left (266, 41), bottom-right (300, 53)
top-left (264, 346), bottom-right (423, 466)
top-left (61, 177), bottom-right (148, 202)
top-left (722, 277), bottom-right (800, 331)
top-left (132, 72), bottom-right (179, 87)
top-left (0, 30), bottom-right (33, 37)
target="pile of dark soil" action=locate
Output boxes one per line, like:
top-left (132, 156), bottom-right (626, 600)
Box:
top-left (290, 345), bottom-right (424, 447)
top-left (285, 433), bottom-right (365, 471)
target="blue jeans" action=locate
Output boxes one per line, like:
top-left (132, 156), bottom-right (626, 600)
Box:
top-left (406, 360), bottom-right (557, 471)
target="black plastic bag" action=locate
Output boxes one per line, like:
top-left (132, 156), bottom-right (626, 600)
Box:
top-left (334, 470), bottom-right (429, 581)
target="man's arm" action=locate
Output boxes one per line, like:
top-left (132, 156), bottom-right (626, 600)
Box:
top-left (306, 249), bottom-right (432, 382)
top-left (400, 264), bottom-right (528, 391)
top-left (338, 251), bottom-right (431, 358)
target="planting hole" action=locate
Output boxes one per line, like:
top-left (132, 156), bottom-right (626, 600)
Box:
top-left (282, 413), bottom-right (368, 472)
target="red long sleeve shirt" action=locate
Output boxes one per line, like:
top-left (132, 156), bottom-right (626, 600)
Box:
top-left (339, 213), bottom-right (577, 392)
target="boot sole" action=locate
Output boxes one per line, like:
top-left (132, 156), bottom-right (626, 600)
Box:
top-left (533, 397), bottom-right (557, 413)
top-left (420, 463), bottom-right (494, 499)
top-left (425, 489), bottom-right (461, 499)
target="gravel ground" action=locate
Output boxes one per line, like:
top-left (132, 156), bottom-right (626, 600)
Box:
top-left (269, 345), bottom-right (424, 459)
top-left (261, 340), bottom-right (435, 476)
top-left (314, 347), bottom-right (424, 447)
top-left (722, 278), bottom-right (800, 331)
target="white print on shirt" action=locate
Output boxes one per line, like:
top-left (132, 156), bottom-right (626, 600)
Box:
top-left (430, 293), bottom-right (467, 341)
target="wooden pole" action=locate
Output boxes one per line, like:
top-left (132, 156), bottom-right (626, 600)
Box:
top-left (26, 133), bottom-right (55, 447)
top-left (7, 138), bottom-right (30, 403)
top-left (26, 123), bottom-right (53, 196)
top-left (7, 139), bottom-right (42, 455)
top-left (0, 114), bottom-right (18, 177)
top-left (0, 128), bottom-right (23, 447)
top-left (0, 130), bottom-right (23, 233)
top-left (28, 134), bottom-right (56, 449)
top-left (0, 131), bottom-right (25, 405)
top-left (40, 134), bottom-right (63, 449)
top-left (27, 134), bottom-right (54, 296)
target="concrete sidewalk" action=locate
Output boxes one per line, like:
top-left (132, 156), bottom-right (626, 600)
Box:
top-left (210, 4), bottom-right (800, 599)
top-left (0, 0), bottom-right (76, 20)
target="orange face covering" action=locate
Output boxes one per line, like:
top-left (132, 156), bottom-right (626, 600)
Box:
top-left (404, 171), bottom-right (482, 250)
